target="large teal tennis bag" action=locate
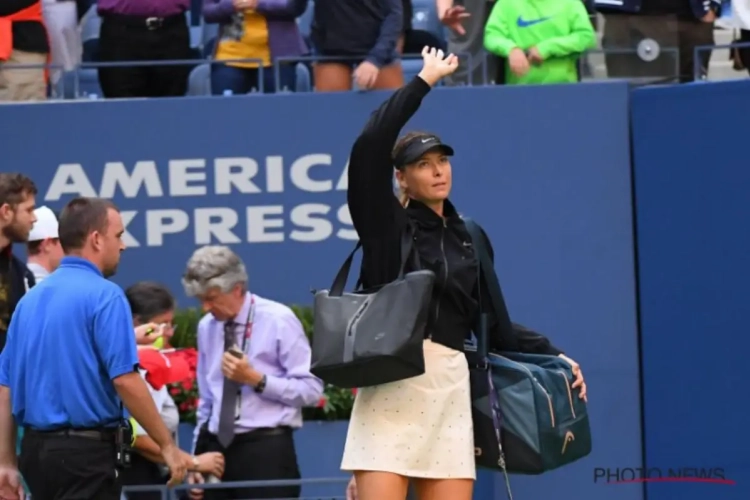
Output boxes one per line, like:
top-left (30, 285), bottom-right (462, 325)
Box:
top-left (489, 351), bottom-right (592, 474)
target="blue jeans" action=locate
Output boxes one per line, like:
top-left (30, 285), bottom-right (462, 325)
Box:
top-left (210, 63), bottom-right (297, 94)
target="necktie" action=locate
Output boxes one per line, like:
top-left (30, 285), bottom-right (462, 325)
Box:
top-left (217, 320), bottom-right (239, 448)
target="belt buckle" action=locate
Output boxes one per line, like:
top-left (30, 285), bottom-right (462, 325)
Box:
top-left (145, 17), bottom-right (162, 30)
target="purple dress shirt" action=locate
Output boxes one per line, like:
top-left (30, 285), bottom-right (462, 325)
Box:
top-left (98, 0), bottom-right (189, 18)
top-left (192, 292), bottom-right (323, 451)
top-left (202, 0), bottom-right (308, 62)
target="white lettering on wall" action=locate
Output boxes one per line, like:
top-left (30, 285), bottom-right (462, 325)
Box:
top-left (247, 206), bottom-right (284, 243)
top-left (99, 161), bottom-right (164, 199)
top-left (290, 203), bottom-right (332, 242)
top-left (147, 209), bottom-right (190, 246)
top-left (45, 164), bottom-right (98, 200)
top-left (195, 208), bottom-right (241, 244)
top-left (42, 156), bottom-right (357, 246)
top-left (214, 158), bottom-right (261, 195)
top-left (169, 159), bottom-right (206, 196)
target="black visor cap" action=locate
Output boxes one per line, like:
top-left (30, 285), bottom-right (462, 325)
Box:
top-left (394, 136), bottom-right (455, 169)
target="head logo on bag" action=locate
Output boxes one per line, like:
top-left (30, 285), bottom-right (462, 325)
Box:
top-left (562, 431), bottom-right (575, 455)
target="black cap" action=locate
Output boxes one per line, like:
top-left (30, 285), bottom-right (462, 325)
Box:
top-left (394, 135), bottom-right (455, 169)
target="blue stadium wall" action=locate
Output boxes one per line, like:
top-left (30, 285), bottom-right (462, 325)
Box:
top-left (5, 79), bottom-right (745, 499)
top-left (630, 80), bottom-right (750, 500)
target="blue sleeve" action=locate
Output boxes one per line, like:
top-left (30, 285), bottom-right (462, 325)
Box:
top-left (366, 0), bottom-right (403, 68)
top-left (93, 293), bottom-right (139, 380)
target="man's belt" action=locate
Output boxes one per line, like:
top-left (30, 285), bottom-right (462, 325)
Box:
top-left (25, 427), bottom-right (117, 442)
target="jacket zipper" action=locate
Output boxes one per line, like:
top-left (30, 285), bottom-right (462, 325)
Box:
top-left (432, 219), bottom-right (449, 337)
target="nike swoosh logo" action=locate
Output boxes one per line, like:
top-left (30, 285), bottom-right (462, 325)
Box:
top-left (517, 16), bottom-right (551, 27)
top-left (421, 138), bottom-right (434, 143)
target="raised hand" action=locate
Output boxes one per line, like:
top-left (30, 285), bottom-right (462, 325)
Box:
top-left (418, 47), bottom-right (459, 87)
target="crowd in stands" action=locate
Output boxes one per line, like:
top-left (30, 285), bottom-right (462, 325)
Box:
top-left (1, 0), bottom-right (749, 101)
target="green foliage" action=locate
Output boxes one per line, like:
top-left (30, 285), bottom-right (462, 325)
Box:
top-left (169, 304), bottom-right (354, 422)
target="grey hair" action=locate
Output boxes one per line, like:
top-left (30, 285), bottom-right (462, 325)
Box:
top-left (182, 245), bottom-right (248, 297)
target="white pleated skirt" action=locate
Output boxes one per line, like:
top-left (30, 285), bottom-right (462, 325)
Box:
top-left (340, 339), bottom-right (476, 479)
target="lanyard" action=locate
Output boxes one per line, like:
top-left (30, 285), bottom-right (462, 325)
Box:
top-left (238, 295), bottom-right (256, 355)
top-left (233, 295), bottom-right (255, 421)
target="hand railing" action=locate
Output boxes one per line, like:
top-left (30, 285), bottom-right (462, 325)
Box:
top-left (694, 41), bottom-right (750, 82)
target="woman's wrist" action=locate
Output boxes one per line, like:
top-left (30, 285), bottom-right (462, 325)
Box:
top-left (417, 70), bottom-right (441, 87)
top-left (190, 455), bottom-right (200, 471)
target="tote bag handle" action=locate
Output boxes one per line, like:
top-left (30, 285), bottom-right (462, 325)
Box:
top-left (328, 223), bottom-right (419, 297)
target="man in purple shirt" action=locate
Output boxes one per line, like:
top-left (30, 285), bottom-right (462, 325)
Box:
top-left (96, 0), bottom-right (192, 98)
top-left (182, 245), bottom-right (323, 500)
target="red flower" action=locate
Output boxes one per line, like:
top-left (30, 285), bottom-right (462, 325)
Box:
top-left (182, 379), bottom-right (193, 391)
top-left (169, 387), bottom-right (180, 396)
top-left (316, 396), bottom-right (327, 408)
top-left (179, 402), bottom-right (189, 412)
top-left (351, 388), bottom-right (358, 396)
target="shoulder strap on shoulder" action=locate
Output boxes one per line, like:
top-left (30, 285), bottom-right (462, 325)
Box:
top-left (462, 217), bottom-right (514, 353)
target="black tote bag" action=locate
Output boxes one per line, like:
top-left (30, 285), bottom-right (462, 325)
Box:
top-left (311, 224), bottom-right (436, 388)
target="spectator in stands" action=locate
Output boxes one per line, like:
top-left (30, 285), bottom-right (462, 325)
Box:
top-left (26, 206), bottom-right (62, 283)
top-left (183, 245), bottom-right (323, 500)
top-left (734, 0), bottom-right (750, 74)
top-left (483, 0), bottom-right (596, 85)
top-left (96, 0), bottom-right (192, 98)
top-left (203, 0), bottom-right (308, 94)
top-left (0, 174), bottom-right (37, 354)
top-left (311, 0), bottom-right (405, 91)
top-left (402, 0), bottom-right (447, 54)
top-left (123, 281), bottom-right (226, 500)
top-left (596, 0), bottom-right (719, 82)
top-left (437, 0), bottom-right (494, 85)
top-left (0, 0), bottom-right (50, 101)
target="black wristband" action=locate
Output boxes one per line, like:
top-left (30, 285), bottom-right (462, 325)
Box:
top-left (254, 374), bottom-right (267, 393)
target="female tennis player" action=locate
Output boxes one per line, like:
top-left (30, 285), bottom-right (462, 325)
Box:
top-left (341, 47), bottom-right (587, 500)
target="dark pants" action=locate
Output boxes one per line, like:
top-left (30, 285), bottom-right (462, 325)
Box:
top-left (98, 13), bottom-right (192, 98)
top-left (121, 452), bottom-right (165, 500)
top-left (210, 63), bottom-right (298, 95)
top-left (20, 429), bottom-right (121, 500)
top-left (601, 14), bottom-right (714, 83)
top-left (195, 426), bottom-right (301, 499)
top-left (738, 29), bottom-right (750, 75)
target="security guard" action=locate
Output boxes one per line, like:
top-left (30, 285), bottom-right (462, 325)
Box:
top-left (0, 197), bottom-right (192, 500)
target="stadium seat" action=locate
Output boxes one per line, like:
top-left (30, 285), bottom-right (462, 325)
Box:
top-left (55, 69), bottom-right (102, 99)
top-left (411, 0), bottom-right (443, 37)
top-left (202, 23), bottom-right (219, 58)
top-left (186, 63), bottom-right (211, 95)
top-left (297, 0), bottom-right (314, 47)
top-left (296, 63), bottom-right (311, 92)
top-left (401, 58), bottom-right (424, 84)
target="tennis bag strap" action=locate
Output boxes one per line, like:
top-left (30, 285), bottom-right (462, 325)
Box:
top-left (463, 217), bottom-right (514, 500)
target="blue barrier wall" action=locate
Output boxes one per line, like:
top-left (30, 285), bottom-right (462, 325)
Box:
top-left (631, 80), bottom-right (750, 500)
top-left (2, 83), bottom-right (641, 500)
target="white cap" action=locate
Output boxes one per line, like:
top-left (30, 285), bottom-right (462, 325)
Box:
top-left (29, 206), bottom-right (59, 242)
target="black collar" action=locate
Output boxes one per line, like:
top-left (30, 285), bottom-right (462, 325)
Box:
top-left (406, 199), bottom-right (461, 228)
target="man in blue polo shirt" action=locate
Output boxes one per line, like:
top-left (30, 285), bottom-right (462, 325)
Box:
top-left (0, 197), bottom-right (192, 500)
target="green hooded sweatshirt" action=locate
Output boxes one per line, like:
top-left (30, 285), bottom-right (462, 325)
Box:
top-left (483, 0), bottom-right (596, 85)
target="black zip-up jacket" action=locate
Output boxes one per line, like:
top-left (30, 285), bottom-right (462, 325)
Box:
top-left (347, 76), bottom-right (562, 355)
top-left (0, 246), bottom-right (35, 353)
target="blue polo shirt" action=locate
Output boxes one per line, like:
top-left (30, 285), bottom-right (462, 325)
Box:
top-left (0, 257), bottom-right (138, 430)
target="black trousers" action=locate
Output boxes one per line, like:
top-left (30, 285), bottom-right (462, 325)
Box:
top-left (195, 427), bottom-right (301, 500)
top-left (97, 13), bottom-right (192, 98)
top-left (601, 14), bottom-right (714, 83)
top-left (121, 452), bottom-right (166, 500)
top-left (19, 429), bottom-right (122, 500)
